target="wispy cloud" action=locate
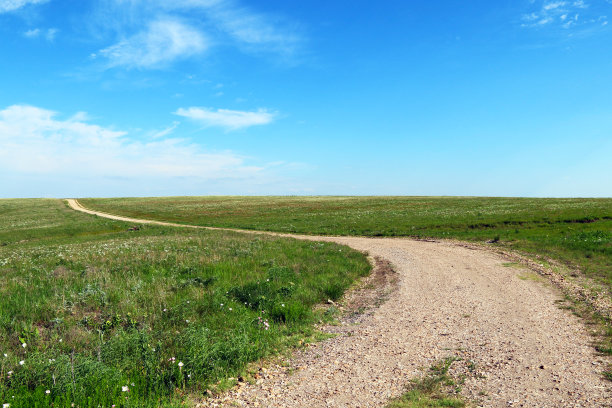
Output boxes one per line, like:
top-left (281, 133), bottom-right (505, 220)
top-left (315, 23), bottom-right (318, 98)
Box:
top-left (150, 121), bottom-right (180, 139)
top-left (23, 27), bottom-right (58, 41)
top-left (0, 0), bottom-right (48, 13)
top-left (0, 104), bottom-right (263, 180)
top-left (98, 18), bottom-right (208, 69)
top-left (175, 107), bottom-right (277, 130)
top-left (45, 27), bottom-right (57, 40)
top-left (521, 0), bottom-right (608, 29)
top-left (205, 2), bottom-right (302, 57)
top-left (23, 27), bottom-right (40, 37)
top-left (148, 0), bottom-right (302, 55)
top-left (94, 0), bottom-right (303, 69)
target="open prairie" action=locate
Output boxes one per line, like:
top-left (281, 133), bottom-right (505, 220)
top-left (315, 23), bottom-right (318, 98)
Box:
top-left (2, 197), bottom-right (611, 407)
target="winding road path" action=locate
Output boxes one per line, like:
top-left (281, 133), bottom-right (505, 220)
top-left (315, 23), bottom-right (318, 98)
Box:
top-left (67, 199), bottom-right (610, 407)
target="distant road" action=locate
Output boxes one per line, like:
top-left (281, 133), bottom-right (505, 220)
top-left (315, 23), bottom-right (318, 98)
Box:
top-left (67, 198), bottom-right (610, 407)
top-left (67, 199), bottom-right (203, 228)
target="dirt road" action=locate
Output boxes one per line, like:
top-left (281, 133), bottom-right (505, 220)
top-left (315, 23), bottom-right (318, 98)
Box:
top-left (66, 199), bottom-right (610, 407)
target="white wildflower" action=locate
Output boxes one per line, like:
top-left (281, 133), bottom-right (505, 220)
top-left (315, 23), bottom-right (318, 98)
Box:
top-left (45, 390), bottom-right (50, 394)
top-left (178, 361), bottom-right (184, 367)
top-left (18, 361), bottom-right (24, 366)
top-left (21, 343), bottom-right (26, 348)
top-left (122, 385), bottom-right (129, 392)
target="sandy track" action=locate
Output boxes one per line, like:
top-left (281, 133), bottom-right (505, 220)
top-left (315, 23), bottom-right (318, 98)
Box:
top-left (66, 199), bottom-right (610, 407)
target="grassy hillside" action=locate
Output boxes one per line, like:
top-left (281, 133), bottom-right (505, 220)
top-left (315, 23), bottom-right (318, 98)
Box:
top-left (0, 199), bottom-right (370, 407)
top-left (81, 196), bottom-right (612, 288)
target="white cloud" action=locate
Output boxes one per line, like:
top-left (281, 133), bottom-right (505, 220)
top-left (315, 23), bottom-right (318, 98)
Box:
top-left (23, 27), bottom-right (58, 41)
top-left (136, 0), bottom-right (301, 50)
top-left (0, 0), bottom-right (47, 13)
top-left (45, 27), bottom-right (57, 40)
top-left (521, 0), bottom-right (604, 29)
top-left (175, 107), bottom-right (277, 130)
top-left (94, 0), bottom-right (303, 69)
top-left (0, 104), bottom-right (262, 181)
top-left (23, 28), bottom-right (40, 37)
top-left (150, 121), bottom-right (179, 138)
top-left (543, 1), bottom-right (567, 11)
top-left (206, 3), bottom-right (302, 57)
top-left (99, 18), bottom-right (208, 69)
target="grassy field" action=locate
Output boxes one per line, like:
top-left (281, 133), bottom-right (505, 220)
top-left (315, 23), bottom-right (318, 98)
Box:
top-left (0, 199), bottom-right (370, 407)
top-left (81, 196), bottom-right (612, 289)
top-left (0, 199), bottom-right (127, 245)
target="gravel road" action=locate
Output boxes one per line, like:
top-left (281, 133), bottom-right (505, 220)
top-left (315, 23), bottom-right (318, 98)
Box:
top-left (66, 199), bottom-right (611, 407)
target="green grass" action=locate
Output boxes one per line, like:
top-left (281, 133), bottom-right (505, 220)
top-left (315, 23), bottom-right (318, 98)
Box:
top-left (0, 199), bottom-right (370, 407)
top-left (0, 199), bottom-right (128, 245)
top-left (386, 358), bottom-right (465, 408)
top-left (80, 196), bottom-right (612, 288)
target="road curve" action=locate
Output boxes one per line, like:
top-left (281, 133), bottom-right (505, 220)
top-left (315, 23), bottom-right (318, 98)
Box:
top-left (67, 199), bottom-right (610, 407)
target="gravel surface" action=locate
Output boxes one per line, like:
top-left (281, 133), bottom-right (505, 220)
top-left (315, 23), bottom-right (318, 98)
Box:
top-left (67, 200), bottom-right (611, 407)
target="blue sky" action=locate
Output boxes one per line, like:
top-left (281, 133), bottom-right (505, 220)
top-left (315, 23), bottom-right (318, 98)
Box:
top-left (1, 0), bottom-right (611, 198)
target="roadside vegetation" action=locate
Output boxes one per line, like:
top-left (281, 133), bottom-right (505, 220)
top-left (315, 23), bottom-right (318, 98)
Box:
top-left (386, 358), bottom-right (465, 408)
top-left (0, 199), bottom-right (370, 407)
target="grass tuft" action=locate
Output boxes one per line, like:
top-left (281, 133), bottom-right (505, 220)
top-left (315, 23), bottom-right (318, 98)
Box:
top-left (387, 358), bottom-right (465, 408)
